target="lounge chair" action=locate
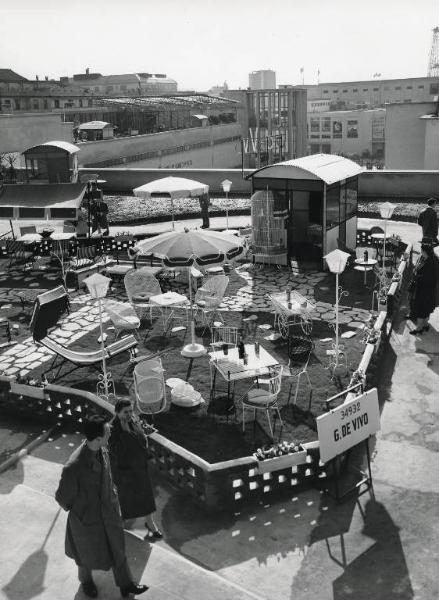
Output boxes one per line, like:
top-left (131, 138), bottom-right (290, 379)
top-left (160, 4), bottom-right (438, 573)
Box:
top-left (30, 286), bottom-right (138, 381)
top-left (39, 335), bottom-right (138, 380)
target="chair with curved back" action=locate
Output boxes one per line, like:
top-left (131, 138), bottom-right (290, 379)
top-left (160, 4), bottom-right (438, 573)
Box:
top-left (284, 334), bottom-right (314, 411)
top-left (241, 365), bottom-right (283, 439)
top-left (195, 275), bottom-right (229, 329)
top-left (103, 299), bottom-right (141, 340)
top-left (124, 267), bottom-right (162, 320)
top-left (133, 357), bottom-right (167, 419)
top-left (210, 325), bottom-right (238, 350)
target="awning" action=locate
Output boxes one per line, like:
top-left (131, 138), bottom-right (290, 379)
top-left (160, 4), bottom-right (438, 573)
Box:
top-left (249, 153), bottom-right (364, 185)
top-left (0, 183), bottom-right (87, 220)
top-left (78, 121), bottom-right (112, 130)
top-left (23, 141), bottom-right (80, 155)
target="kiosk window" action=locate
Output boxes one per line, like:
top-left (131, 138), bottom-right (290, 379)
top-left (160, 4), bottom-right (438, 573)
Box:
top-left (326, 185), bottom-right (339, 229)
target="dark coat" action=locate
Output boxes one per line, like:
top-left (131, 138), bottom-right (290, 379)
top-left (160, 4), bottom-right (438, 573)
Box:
top-left (409, 255), bottom-right (438, 319)
top-left (417, 206), bottom-right (438, 240)
top-left (55, 443), bottom-right (126, 570)
top-left (108, 418), bottom-right (156, 519)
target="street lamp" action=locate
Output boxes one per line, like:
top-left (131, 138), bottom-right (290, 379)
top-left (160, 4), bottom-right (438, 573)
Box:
top-left (221, 179), bottom-right (232, 232)
top-left (83, 272), bottom-right (114, 400)
top-left (324, 249), bottom-right (350, 375)
top-left (379, 202), bottom-right (396, 272)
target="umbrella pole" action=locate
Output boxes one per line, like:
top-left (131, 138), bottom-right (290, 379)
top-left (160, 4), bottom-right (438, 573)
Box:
top-left (181, 266), bottom-right (207, 358)
top-left (171, 198), bottom-right (175, 230)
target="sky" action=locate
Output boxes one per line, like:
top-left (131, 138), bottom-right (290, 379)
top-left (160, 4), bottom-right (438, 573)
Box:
top-left (1, 0), bottom-right (439, 91)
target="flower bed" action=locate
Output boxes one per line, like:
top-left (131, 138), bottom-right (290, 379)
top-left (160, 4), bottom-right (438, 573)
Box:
top-left (103, 194), bottom-right (426, 226)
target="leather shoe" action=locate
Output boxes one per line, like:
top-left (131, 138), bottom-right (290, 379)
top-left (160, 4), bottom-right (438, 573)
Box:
top-left (81, 581), bottom-right (98, 598)
top-left (120, 583), bottom-right (149, 597)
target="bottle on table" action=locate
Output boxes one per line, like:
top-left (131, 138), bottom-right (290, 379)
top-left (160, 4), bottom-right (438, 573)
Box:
top-left (364, 249), bottom-right (369, 263)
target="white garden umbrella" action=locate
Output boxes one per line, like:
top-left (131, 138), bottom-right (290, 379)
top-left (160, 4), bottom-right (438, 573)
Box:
top-left (134, 228), bottom-right (243, 357)
top-left (133, 176), bottom-right (209, 230)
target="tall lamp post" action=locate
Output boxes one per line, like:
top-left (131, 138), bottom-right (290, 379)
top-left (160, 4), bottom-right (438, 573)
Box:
top-left (324, 249), bottom-right (350, 375)
top-left (83, 273), bottom-right (114, 400)
top-left (221, 179), bottom-right (232, 233)
top-left (379, 202), bottom-right (396, 272)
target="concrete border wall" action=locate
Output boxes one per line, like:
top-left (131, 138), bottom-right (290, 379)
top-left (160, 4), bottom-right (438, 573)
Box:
top-left (359, 170), bottom-right (439, 199)
top-left (79, 166), bottom-right (439, 199)
top-left (79, 167), bottom-right (254, 194)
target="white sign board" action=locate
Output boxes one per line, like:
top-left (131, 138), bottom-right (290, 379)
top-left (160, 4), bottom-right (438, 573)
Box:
top-left (316, 388), bottom-right (380, 463)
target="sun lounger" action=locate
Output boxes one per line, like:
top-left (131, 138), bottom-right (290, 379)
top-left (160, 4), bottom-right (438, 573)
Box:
top-left (38, 334), bottom-right (138, 380)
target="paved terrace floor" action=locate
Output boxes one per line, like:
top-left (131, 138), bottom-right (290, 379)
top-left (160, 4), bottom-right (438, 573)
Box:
top-left (1, 218), bottom-right (438, 600)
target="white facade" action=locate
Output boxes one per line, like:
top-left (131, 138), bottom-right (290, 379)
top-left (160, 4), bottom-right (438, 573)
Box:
top-left (249, 70), bottom-right (276, 90)
top-left (307, 109), bottom-right (385, 159)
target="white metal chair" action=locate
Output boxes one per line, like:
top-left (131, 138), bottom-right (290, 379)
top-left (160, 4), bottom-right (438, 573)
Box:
top-left (195, 275), bottom-right (229, 328)
top-left (133, 357), bottom-right (167, 418)
top-left (284, 336), bottom-right (314, 411)
top-left (210, 325), bottom-right (239, 350)
top-left (104, 299), bottom-right (141, 340)
top-left (241, 365), bottom-right (283, 438)
top-left (124, 267), bottom-right (162, 320)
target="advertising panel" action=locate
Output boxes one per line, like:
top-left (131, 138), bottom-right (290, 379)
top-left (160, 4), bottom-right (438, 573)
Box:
top-left (347, 120), bottom-right (358, 138)
top-left (316, 388), bottom-right (380, 463)
top-left (333, 121), bottom-right (342, 138)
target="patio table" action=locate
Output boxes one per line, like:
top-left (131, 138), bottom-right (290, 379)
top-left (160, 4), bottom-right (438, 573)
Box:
top-left (209, 343), bottom-right (279, 409)
top-left (149, 291), bottom-right (190, 332)
top-left (354, 258), bottom-right (378, 285)
top-left (269, 291), bottom-right (316, 337)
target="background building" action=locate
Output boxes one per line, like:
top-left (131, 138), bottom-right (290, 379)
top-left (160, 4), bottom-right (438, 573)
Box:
top-left (249, 70), bottom-right (276, 90)
top-left (224, 88), bottom-right (308, 168)
top-left (60, 69), bottom-right (177, 96)
top-left (385, 100), bottom-right (439, 169)
top-left (302, 76), bottom-right (439, 110)
top-left (307, 108), bottom-right (385, 161)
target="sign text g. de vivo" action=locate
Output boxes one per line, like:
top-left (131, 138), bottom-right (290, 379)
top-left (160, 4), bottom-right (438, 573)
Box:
top-left (316, 388), bottom-right (380, 463)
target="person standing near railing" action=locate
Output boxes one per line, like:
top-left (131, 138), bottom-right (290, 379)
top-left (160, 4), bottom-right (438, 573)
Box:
top-left (417, 197), bottom-right (439, 247)
top-left (55, 415), bottom-right (149, 598)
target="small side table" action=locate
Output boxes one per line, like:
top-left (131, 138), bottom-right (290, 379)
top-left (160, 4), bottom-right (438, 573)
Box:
top-left (354, 258), bottom-right (378, 285)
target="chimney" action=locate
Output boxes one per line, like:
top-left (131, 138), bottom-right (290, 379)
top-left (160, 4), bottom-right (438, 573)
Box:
top-left (86, 67), bottom-right (89, 75)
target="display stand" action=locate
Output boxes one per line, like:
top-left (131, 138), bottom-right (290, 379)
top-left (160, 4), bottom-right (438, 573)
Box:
top-left (323, 383), bottom-right (375, 503)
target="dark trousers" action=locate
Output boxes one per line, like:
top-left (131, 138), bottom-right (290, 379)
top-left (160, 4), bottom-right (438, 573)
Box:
top-left (78, 558), bottom-right (132, 588)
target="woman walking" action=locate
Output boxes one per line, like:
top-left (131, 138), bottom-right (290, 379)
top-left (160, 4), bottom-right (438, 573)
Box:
top-left (109, 399), bottom-right (163, 540)
top-left (408, 243), bottom-right (438, 335)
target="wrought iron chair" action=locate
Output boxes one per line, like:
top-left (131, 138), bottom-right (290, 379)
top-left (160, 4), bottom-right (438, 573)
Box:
top-left (241, 365), bottom-right (283, 438)
top-left (284, 334), bottom-right (314, 411)
top-left (133, 357), bottom-right (168, 419)
top-left (124, 267), bottom-right (162, 320)
top-left (103, 299), bottom-right (141, 340)
top-left (210, 325), bottom-right (239, 350)
top-left (195, 275), bottom-right (229, 329)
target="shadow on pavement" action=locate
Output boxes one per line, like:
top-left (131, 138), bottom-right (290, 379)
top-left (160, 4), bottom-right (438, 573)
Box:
top-left (2, 509), bottom-right (61, 600)
top-left (332, 500), bottom-right (413, 600)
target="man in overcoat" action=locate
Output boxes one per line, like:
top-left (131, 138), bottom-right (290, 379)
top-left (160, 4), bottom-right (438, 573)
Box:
top-left (55, 415), bottom-right (148, 598)
top-left (417, 197), bottom-right (439, 246)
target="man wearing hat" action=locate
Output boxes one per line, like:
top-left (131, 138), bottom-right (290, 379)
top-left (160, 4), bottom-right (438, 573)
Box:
top-left (417, 197), bottom-right (439, 246)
